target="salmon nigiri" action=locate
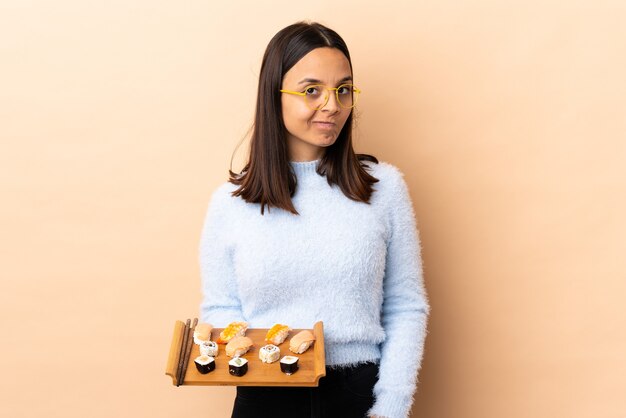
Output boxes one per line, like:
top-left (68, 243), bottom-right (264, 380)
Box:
top-left (193, 323), bottom-right (213, 345)
top-left (289, 330), bottom-right (316, 354)
top-left (225, 336), bottom-right (253, 358)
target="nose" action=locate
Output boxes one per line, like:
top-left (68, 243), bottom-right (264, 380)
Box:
top-left (320, 89), bottom-right (340, 113)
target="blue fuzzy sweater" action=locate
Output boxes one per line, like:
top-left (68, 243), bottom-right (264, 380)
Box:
top-left (199, 159), bottom-right (430, 418)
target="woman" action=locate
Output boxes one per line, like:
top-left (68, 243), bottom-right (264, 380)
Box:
top-left (199, 21), bottom-right (430, 418)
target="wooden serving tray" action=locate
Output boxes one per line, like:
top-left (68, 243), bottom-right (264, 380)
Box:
top-left (165, 321), bottom-right (326, 387)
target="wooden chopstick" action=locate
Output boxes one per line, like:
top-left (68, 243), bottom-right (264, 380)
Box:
top-left (176, 319), bottom-right (191, 386)
top-left (179, 318), bottom-right (198, 386)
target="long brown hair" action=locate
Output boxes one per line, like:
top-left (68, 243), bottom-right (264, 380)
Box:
top-left (229, 21), bottom-right (379, 215)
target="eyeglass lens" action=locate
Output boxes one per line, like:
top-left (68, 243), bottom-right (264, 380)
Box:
top-left (304, 85), bottom-right (359, 109)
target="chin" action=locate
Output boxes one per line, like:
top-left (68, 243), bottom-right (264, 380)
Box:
top-left (315, 140), bottom-right (335, 148)
top-left (316, 134), bottom-right (337, 143)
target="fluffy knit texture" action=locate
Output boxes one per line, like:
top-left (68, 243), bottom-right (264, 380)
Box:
top-left (199, 158), bottom-right (430, 418)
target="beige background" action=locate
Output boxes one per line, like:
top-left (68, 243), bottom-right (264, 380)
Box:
top-left (1, 1), bottom-right (625, 417)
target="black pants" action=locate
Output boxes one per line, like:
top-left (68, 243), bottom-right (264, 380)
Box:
top-left (231, 361), bottom-right (379, 418)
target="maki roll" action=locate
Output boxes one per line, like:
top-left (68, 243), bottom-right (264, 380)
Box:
top-left (259, 344), bottom-right (280, 363)
top-left (279, 356), bottom-right (299, 375)
top-left (225, 336), bottom-right (253, 358)
top-left (289, 330), bottom-right (316, 354)
top-left (199, 341), bottom-right (219, 357)
top-left (216, 321), bottom-right (249, 344)
top-left (228, 357), bottom-right (248, 377)
top-left (193, 323), bottom-right (213, 345)
top-left (264, 323), bottom-right (291, 345)
top-left (194, 355), bottom-right (215, 374)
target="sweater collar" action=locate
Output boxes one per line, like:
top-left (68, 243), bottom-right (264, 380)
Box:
top-left (289, 159), bottom-right (321, 177)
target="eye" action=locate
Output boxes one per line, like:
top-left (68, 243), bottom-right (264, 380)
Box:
top-left (304, 86), bottom-right (321, 95)
top-left (337, 85), bottom-right (352, 95)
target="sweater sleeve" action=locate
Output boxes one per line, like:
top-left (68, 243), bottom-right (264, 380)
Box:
top-left (367, 168), bottom-right (431, 418)
top-left (198, 184), bottom-right (245, 326)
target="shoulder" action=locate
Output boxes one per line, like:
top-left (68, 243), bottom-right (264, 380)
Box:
top-left (362, 159), bottom-right (409, 196)
top-left (213, 180), bottom-right (239, 198)
top-left (206, 181), bottom-right (239, 212)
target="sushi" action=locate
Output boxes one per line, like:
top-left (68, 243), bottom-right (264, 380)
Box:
top-left (199, 340), bottom-right (219, 357)
top-left (193, 323), bottom-right (213, 345)
top-left (289, 330), bottom-right (316, 354)
top-left (279, 355), bottom-right (299, 375)
top-left (228, 357), bottom-right (249, 377)
top-left (259, 344), bottom-right (280, 363)
top-left (216, 321), bottom-right (249, 344)
top-left (225, 336), bottom-right (253, 358)
top-left (264, 323), bottom-right (291, 345)
top-left (194, 355), bottom-right (215, 374)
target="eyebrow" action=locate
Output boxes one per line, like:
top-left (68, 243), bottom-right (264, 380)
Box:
top-left (297, 76), bottom-right (353, 86)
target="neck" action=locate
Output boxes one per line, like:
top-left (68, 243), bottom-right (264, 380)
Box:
top-left (287, 138), bottom-right (325, 162)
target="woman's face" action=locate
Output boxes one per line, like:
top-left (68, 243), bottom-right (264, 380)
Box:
top-left (281, 47), bottom-right (353, 161)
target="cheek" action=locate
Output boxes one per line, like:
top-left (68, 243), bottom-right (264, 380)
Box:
top-left (336, 110), bottom-right (351, 129)
top-left (284, 106), bottom-right (313, 129)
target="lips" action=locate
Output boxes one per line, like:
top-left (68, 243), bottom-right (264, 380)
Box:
top-left (313, 121), bottom-right (336, 126)
top-left (313, 121), bottom-right (335, 130)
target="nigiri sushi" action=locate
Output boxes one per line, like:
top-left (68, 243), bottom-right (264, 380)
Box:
top-left (289, 330), bottom-right (316, 354)
top-left (216, 321), bottom-right (249, 344)
top-left (225, 336), bottom-right (253, 358)
top-left (193, 323), bottom-right (213, 345)
top-left (265, 323), bottom-right (291, 345)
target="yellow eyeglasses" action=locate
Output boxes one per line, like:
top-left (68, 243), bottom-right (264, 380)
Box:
top-left (279, 83), bottom-right (361, 110)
